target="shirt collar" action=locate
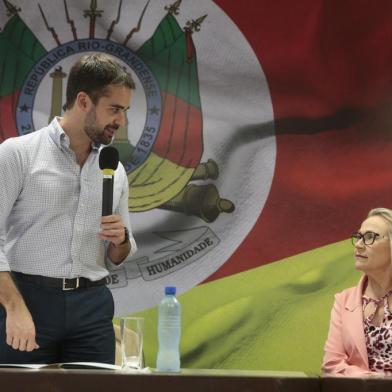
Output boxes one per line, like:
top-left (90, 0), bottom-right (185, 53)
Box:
top-left (48, 117), bottom-right (100, 153)
top-left (48, 117), bottom-right (68, 149)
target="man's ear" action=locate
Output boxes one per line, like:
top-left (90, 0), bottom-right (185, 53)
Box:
top-left (75, 91), bottom-right (93, 112)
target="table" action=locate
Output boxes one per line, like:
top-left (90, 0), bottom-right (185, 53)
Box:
top-left (2, 367), bottom-right (392, 392)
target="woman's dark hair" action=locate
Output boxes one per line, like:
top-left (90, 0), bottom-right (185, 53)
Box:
top-left (65, 53), bottom-right (135, 109)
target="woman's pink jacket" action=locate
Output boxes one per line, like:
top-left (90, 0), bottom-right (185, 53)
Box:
top-left (322, 275), bottom-right (374, 376)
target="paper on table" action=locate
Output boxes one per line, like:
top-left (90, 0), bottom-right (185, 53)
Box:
top-left (0, 362), bottom-right (123, 371)
top-left (0, 364), bottom-right (49, 369)
top-left (59, 362), bottom-right (122, 370)
top-left (119, 366), bottom-right (152, 374)
top-left (0, 362), bottom-right (152, 373)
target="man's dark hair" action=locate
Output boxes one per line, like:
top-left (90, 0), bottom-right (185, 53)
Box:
top-left (65, 53), bottom-right (135, 109)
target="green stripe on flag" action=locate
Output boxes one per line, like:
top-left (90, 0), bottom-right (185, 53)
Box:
top-left (137, 14), bottom-right (183, 60)
top-left (0, 15), bottom-right (47, 97)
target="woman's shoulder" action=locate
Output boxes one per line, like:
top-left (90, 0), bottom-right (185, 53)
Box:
top-left (334, 276), bottom-right (366, 306)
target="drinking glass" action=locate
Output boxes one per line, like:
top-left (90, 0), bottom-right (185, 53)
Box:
top-left (120, 317), bottom-right (144, 369)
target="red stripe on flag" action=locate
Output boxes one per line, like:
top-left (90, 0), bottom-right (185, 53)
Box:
top-left (207, 0), bottom-right (392, 280)
top-left (0, 91), bottom-right (19, 142)
top-left (152, 93), bottom-right (203, 168)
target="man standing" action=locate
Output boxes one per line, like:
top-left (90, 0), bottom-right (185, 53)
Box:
top-left (0, 53), bottom-right (136, 364)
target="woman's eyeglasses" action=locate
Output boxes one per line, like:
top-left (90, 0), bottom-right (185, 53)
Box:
top-left (351, 231), bottom-right (387, 246)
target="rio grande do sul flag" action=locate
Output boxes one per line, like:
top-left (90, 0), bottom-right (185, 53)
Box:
top-left (1, 0), bottom-right (392, 316)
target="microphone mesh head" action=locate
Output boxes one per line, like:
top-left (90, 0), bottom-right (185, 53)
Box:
top-left (99, 146), bottom-right (119, 170)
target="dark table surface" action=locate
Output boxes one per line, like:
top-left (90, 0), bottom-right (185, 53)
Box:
top-left (2, 367), bottom-right (392, 392)
top-left (0, 368), bottom-right (317, 392)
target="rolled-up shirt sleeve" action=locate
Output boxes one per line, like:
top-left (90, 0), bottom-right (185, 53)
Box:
top-left (0, 138), bottom-right (25, 271)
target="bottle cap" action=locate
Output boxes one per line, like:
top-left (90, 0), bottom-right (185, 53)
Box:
top-left (165, 286), bottom-right (176, 295)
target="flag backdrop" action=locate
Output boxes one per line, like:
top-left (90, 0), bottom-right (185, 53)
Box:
top-left (209, 0), bottom-right (392, 279)
top-left (1, 0), bottom-right (392, 374)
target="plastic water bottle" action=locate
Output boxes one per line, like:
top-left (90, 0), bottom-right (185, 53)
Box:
top-left (156, 286), bottom-right (181, 372)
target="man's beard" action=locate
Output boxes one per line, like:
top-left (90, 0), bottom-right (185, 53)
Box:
top-left (84, 109), bottom-right (114, 145)
top-left (84, 124), bottom-right (112, 145)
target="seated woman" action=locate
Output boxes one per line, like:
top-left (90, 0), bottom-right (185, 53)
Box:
top-left (322, 207), bottom-right (392, 376)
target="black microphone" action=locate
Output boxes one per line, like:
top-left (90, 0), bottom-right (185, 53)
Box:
top-left (99, 146), bottom-right (119, 216)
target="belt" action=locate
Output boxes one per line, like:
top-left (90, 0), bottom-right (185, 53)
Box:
top-left (12, 272), bottom-right (107, 291)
